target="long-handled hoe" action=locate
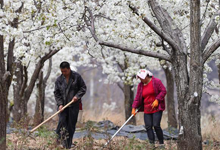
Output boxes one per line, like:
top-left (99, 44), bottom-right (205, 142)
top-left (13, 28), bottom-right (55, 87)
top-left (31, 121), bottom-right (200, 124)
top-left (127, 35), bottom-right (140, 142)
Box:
top-left (24, 100), bottom-right (74, 139)
top-left (101, 108), bottom-right (140, 150)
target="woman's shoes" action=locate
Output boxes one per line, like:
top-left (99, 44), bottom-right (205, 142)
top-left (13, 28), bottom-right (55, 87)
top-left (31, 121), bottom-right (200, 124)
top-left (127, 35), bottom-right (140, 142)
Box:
top-left (157, 144), bottom-right (165, 149)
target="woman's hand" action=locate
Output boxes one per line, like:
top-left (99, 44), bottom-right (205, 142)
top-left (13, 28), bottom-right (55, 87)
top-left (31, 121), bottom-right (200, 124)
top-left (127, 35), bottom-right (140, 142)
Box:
top-left (131, 108), bottom-right (137, 116)
top-left (152, 99), bottom-right (159, 109)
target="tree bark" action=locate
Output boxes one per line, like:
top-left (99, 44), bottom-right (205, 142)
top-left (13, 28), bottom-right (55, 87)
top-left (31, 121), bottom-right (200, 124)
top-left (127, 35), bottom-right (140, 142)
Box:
top-left (0, 0), bottom-right (7, 148)
top-left (13, 50), bottom-right (59, 122)
top-left (34, 71), bottom-right (44, 126)
top-left (0, 80), bottom-right (7, 150)
top-left (124, 84), bottom-right (136, 125)
top-left (12, 61), bottom-right (27, 122)
top-left (163, 63), bottom-right (177, 128)
top-left (177, 1), bottom-right (202, 149)
top-left (6, 39), bottom-right (15, 91)
top-left (33, 58), bottom-right (52, 125)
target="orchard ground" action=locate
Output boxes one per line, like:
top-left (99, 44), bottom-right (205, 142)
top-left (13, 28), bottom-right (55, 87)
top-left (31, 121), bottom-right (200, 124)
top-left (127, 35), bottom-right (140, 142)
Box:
top-left (6, 110), bottom-right (220, 150)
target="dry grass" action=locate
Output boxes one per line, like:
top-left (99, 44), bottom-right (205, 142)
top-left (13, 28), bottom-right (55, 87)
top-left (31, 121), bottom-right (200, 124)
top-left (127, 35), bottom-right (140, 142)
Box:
top-left (201, 114), bottom-right (220, 141)
top-left (6, 110), bottom-right (220, 150)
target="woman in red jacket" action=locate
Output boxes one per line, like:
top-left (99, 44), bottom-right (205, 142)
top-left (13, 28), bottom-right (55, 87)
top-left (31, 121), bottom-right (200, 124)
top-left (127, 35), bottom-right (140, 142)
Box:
top-left (132, 69), bottom-right (167, 147)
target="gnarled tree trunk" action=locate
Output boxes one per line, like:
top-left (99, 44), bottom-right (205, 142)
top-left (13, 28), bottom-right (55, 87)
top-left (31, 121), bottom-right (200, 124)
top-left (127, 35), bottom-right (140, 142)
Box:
top-left (175, 1), bottom-right (202, 149)
top-left (34, 58), bottom-right (52, 126)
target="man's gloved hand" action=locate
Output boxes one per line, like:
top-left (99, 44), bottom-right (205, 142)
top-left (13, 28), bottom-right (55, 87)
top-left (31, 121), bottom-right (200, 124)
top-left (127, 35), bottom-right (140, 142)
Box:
top-left (131, 108), bottom-right (137, 116)
top-left (152, 99), bottom-right (159, 109)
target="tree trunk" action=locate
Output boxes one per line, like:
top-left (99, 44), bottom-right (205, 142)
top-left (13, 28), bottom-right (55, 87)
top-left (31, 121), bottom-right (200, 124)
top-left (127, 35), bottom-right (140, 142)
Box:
top-left (34, 58), bottom-right (52, 125)
top-left (13, 51), bottom-right (59, 123)
top-left (175, 68), bottom-right (203, 150)
top-left (34, 71), bottom-right (44, 126)
top-left (12, 61), bottom-right (25, 122)
top-left (163, 64), bottom-right (177, 128)
top-left (124, 84), bottom-right (136, 125)
top-left (0, 0), bottom-right (6, 146)
top-left (0, 81), bottom-right (7, 150)
top-left (176, 0), bottom-right (202, 149)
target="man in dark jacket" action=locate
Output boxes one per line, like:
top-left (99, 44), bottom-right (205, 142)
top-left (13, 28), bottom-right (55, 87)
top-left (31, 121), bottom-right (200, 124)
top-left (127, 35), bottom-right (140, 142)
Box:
top-left (54, 61), bottom-right (86, 149)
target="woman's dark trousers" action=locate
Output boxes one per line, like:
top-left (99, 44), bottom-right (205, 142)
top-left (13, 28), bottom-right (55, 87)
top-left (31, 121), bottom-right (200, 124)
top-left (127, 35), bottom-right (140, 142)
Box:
top-left (144, 111), bottom-right (164, 144)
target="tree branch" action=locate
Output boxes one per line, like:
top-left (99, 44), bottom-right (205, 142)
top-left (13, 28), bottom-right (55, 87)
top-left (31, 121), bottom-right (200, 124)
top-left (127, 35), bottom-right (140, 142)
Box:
top-left (84, 7), bottom-right (171, 61)
top-left (0, 35), bottom-right (5, 75)
top-left (147, 0), bottom-right (187, 54)
top-left (201, 0), bottom-right (211, 25)
top-left (201, 11), bottom-right (220, 51)
top-left (99, 41), bottom-right (171, 61)
top-left (20, 66), bottom-right (28, 97)
top-left (203, 37), bottom-right (220, 63)
top-left (43, 58), bottom-right (52, 83)
top-left (128, 3), bottom-right (180, 52)
top-left (22, 49), bottom-right (60, 103)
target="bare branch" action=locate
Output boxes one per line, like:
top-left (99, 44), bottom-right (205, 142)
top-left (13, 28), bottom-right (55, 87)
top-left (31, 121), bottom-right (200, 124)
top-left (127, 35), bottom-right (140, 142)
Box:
top-left (203, 37), bottom-right (220, 63)
top-left (128, 3), bottom-right (180, 52)
top-left (94, 14), bottom-right (116, 21)
top-left (84, 7), bottom-right (171, 61)
top-left (43, 58), bottom-right (52, 83)
top-left (99, 41), bottom-right (171, 61)
top-left (84, 7), bottom-right (99, 42)
top-left (201, 0), bottom-right (211, 24)
top-left (201, 11), bottom-right (220, 51)
top-left (58, 23), bottom-right (71, 41)
top-left (23, 26), bottom-right (47, 33)
top-left (147, 0), bottom-right (187, 54)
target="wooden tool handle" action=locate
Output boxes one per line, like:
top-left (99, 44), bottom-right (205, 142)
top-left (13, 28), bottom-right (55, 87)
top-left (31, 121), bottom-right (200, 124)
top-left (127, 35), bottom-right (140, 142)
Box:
top-left (30, 100), bottom-right (74, 133)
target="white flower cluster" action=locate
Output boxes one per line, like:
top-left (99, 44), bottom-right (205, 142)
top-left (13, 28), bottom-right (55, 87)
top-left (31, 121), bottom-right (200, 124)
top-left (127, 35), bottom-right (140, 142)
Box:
top-left (3, 0), bottom-right (220, 103)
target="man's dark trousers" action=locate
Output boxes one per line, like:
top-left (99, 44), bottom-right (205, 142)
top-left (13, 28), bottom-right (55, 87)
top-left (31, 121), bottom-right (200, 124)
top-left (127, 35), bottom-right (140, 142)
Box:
top-left (56, 106), bottom-right (79, 149)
